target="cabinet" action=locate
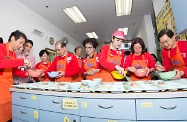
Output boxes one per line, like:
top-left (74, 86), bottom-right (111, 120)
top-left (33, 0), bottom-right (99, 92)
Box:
top-left (136, 98), bottom-right (187, 121)
top-left (11, 89), bottom-right (187, 122)
top-left (79, 98), bottom-right (136, 120)
top-left (81, 117), bottom-right (135, 122)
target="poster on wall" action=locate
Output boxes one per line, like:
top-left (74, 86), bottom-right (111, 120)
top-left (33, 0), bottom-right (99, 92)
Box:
top-left (45, 48), bottom-right (56, 62)
top-left (156, 0), bottom-right (186, 40)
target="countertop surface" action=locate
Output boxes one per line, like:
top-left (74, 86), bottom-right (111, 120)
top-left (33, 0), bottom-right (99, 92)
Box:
top-left (10, 88), bottom-right (187, 99)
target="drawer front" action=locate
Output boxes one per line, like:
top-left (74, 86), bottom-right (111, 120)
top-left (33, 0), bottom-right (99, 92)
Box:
top-left (137, 121), bottom-right (186, 122)
top-left (40, 110), bottom-right (80, 122)
top-left (12, 92), bottom-right (39, 108)
top-left (12, 105), bottom-right (39, 122)
top-left (39, 95), bottom-right (79, 115)
top-left (12, 118), bottom-right (27, 122)
top-left (81, 117), bottom-right (135, 122)
top-left (79, 98), bottom-right (136, 120)
top-left (136, 98), bottom-right (187, 120)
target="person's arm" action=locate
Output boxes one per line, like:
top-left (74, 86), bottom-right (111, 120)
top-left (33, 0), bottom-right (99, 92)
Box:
top-left (162, 49), bottom-right (171, 71)
top-left (0, 47), bottom-right (25, 68)
top-left (120, 50), bottom-right (125, 67)
top-left (30, 55), bottom-right (36, 67)
top-left (99, 45), bottom-right (116, 70)
top-left (147, 53), bottom-right (155, 71)
top-left (12, 67), bottom-right (28, 78)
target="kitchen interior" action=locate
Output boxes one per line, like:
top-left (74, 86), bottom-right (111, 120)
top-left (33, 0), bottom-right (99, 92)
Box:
top-left (1, 0), bottom-right (187, 122)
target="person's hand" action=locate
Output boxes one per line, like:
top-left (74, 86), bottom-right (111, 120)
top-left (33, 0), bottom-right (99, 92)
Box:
top-left (24, 59), bottom-right (31, 67)
top-left (174, 69), bottom-right (184, 79)
top-left (155, 64), bottom-right (166, 71)
top-left (145, 68), bottom-right (150, 76)
top-left (86, 70), bottom-right (94, 76)
top-left (126, 67), bottom-right (136, 73)
top-left (115, 65), bottom-right (125, 76)
top-left (56, 71), bottom-right (65, 78)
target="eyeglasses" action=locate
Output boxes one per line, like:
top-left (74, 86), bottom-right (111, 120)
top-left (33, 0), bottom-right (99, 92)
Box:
top-left (85, 47), bottom-right (93, 49)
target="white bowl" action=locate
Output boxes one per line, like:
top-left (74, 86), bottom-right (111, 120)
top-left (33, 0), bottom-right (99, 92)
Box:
top-left (92, 78), bottom-right (102, 83)
top-left (81, 80), bottom-right (91, 85)
top-left (48, 71), bottom-right (59, 78)
top-left (87, 80), bottom-right (99, 88)
top-left (68, 82), bottom-right (81, 89)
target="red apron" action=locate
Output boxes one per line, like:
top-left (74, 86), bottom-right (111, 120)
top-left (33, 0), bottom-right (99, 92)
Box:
top-left (100, 47), bottom-right (121, 82)
top-left (56, 52), bottom-right (72, 82)
top-left (84, 52), bottom-right (100, 80)
top-left (130, 54), bottom-right (151, 81)
top-left (39, 61), bottom-right (51, 82)
top-left (168, 42), bottom-right (187, 71)
top-left (0, 43), bottom-right (14, 122)
top-left (73, 58), bottom-right (83, 82)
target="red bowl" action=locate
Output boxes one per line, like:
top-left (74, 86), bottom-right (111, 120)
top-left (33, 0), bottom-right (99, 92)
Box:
top-left (134, 69), bottom-right (148, 77)
top-left (27, 70), bottom-right (43, 77)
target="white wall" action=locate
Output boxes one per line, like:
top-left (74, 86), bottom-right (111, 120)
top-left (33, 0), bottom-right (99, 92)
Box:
top-left (0, 0), bottom-right (81, 62)
top-left (136, 15), bottom-right (157, 54)
top-left (152, 0), bottom-right (166, 17)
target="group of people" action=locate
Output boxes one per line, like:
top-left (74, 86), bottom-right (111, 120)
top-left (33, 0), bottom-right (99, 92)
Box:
top-left (1, 28), bottom-right (187, 121)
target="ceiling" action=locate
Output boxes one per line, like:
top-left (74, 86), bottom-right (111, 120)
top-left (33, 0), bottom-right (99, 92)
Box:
top-left (18, 0), bottom-right (154, 45)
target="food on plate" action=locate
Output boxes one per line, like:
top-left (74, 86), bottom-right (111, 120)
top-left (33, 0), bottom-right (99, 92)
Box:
top-left (158, 81), bottom-right (165, 85)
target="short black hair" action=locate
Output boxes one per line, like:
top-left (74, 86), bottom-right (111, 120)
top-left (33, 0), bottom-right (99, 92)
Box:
top-left (55, 40), bottom-right (66, 48)
top-left (158, 29), bottom-right (174, 42)
top-left (74, 47), bottom-right (82, 53)
top-left (0, 37), bottom-right (3, 43)
top-left (39, 49), bottom-right (49, 57)
top-left (125, 50), bottom-right (131, 56)
top-left (131, 37), bottom-right (146, 54)
top-left (82, 38), bottom-right (98, 48)
top-left (25, 39), bottom-right (33, 46)
top-left (8, 30), bottom-right (27, 42)
top-left (151, 53), bottom-right (158, 62)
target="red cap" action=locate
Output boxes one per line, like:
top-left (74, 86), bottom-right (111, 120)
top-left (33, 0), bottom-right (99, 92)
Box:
top-left (112, 30), bottom-right (125, 40)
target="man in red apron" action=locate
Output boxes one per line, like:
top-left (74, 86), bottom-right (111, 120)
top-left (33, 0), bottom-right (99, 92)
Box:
top-left (100, 30), bottom-right (125, 81)
top-left (156, 29), bottom-right (187, 78)
top-left (45, 41), bottom-right (80, 82)
top-left (73, 47), bottom-right (83, 81)
top-left (0, 30), bottom-right (30, 122)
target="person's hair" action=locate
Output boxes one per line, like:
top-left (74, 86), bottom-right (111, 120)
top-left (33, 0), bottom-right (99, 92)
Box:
top-left (158, 29), bottom-right (174, 41)
top-left (151, 53), bottom-right (158, 62)
top-left (55, 40), bottom-right (66, 48)
top-left (25, 39), bottom-right (33, 46)
top-left (8, 30), bottom-right (27, 42)
top-left (125, 50), bottom-right (131, 56)
top-left (82, 38), bottom-right (98, 48)
top-left (0, 37), bottom-right (3, 43)
top-left (130, 37), bottom-right (146, 54)
top-left (39, 49), bottom-right (49, 57)
top-left (74, 46), bottom-right (82, 53)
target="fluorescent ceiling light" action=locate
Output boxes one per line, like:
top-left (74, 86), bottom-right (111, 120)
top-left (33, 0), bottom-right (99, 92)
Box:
top-left (115, 0), bottom-right (133, 16)
top-left (63, 6), bottom-right (87, 23)
top-left (118, 28), bottom-right (128, 35)
top-left (86, 32), bottom-right (98, 39)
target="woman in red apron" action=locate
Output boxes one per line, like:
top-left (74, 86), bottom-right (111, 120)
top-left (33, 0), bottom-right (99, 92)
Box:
top-left (0, 30), bottom-right (29, 122)
top-left (124, 37), bottom-right (155, 81)
top-left (100, 30), bottom-right (125, 82)
top-left (35, 49), bottom-right (51, 82)
top-left (156, 29), bottom-right (187, 78)
top-left (81, 38), bottom-right (101, 80)
top-left (45, 41), bottom-right (80, 82)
